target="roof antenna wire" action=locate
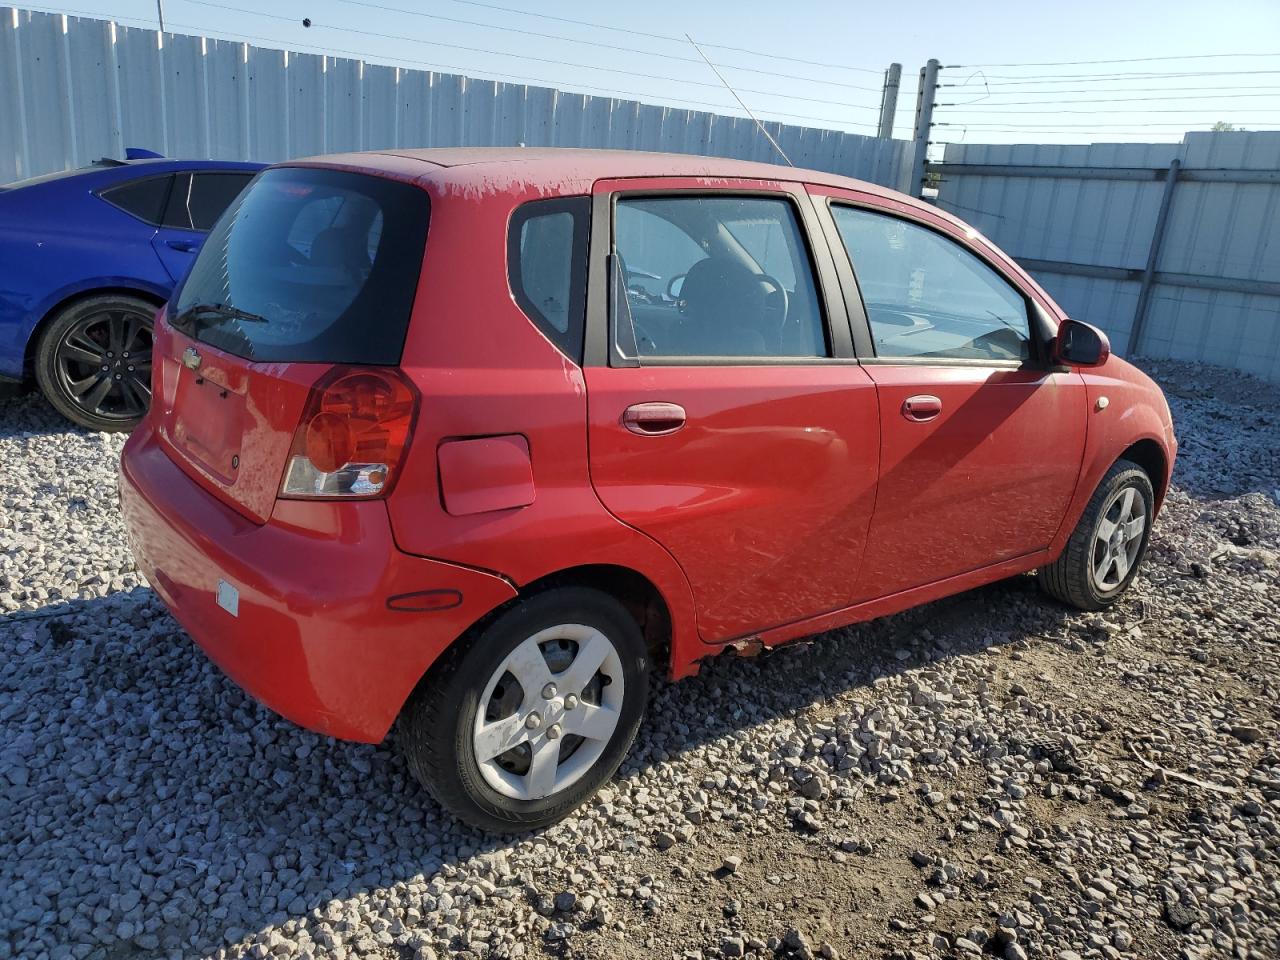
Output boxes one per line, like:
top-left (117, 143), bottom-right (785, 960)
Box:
top-left (685, 33), bottom-right (794, 167)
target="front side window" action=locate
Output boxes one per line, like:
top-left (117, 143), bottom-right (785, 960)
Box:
top-left (174, 167), bottom-right (429, 364)
top-left (831, 205), bottom-right (1032, 362)
top-left (612, 195), bottom-right (827, 360)
top-left (507, 197), bottom-right (590, 361)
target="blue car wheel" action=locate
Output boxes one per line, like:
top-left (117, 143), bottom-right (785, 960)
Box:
top-left (34, 293), bottom-right (155, 431)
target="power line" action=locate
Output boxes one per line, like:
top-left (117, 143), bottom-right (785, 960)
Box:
top-left (944, 88), bottom-right (1280, 102)
top-left (941, 107), bottom-right (1280, 115)
top-left (936, 132), bottom-right (1223, 140)
top-left (324, 0), bottom-right (884, 89)
top-left (940, 108), bottom-right (1280, 117)
top-left (951, 52), bottom-right (1280, 68)
top-left (174, 0), bottom-right (885, 99)
top-left (954, 70), bottom-right (1280, 87)
top-left (940, 92), bottom-right (1280, 107)
top-left (16, 2), bottom-right (883, 130)
top-left (936, 120), bottom-right (1279, 129)
top-left (443, 0), bottom-right (885, 73)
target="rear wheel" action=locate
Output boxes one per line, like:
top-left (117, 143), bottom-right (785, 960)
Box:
top-left (400, 587), bottom-right (649, 833)
top-left (1039, 459), bottom-right (1154, 610)
top-left (34, 294), bottom-right (155, 431)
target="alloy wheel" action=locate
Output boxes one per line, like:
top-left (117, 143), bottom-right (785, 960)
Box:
top-left (1090, 485), bottom-right (1147, 593)
top-left (54, 308), bottom-right (153, 423)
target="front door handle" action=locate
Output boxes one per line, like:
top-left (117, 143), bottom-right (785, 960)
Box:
top-left (166, 239), bottom-right (200, 253)
top-left (902, 394), bottom-right (942, 422)
top-left (622, 402), bottom-right (686, 436)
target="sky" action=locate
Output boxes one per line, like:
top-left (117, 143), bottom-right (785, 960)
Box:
top-left (21, 0), bottom-right (1280, 147)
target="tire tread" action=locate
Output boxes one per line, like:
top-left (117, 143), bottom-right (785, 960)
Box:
top-left (399, 588), bottom-right (647, 833)
top-left (1039, 459), bottom-right (1153, 611)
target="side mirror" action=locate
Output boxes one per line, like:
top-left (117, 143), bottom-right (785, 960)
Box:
top-left (1053, 319), bottom-right (1111, 367)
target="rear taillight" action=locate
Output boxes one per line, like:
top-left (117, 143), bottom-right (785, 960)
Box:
top-left (280, 368), bottom-right (417, 499)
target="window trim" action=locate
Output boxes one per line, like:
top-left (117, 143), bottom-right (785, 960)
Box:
top-left (822, 196), bottom-right (1055, 368)
top-left (586, 186), bottom-right (854, 368)
top-left (95, 173), bottom-right (177, 227)
top-left (507, 195), bottom-right (591, 365)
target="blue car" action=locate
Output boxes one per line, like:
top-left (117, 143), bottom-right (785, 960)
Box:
top-left (0, 151), bottom-right (263, 430)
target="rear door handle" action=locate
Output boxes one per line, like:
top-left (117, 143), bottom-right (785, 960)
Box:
top-left (622, 402), bottom-right (686, 436)
top-left (902, 394), bottom-right (942, 422)
top-left (166, 239), bottom-right (200, 253)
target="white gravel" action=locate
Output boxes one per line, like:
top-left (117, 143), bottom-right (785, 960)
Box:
top-left (2, 358), bottom-right (1278, 960)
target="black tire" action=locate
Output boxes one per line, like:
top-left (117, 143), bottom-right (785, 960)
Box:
top-left (34, 293), bottom-right (156, 431)
top-left (1039, 459), bottom-right (1155, 611)
top-left (400, 587), bottom-right (649, 833)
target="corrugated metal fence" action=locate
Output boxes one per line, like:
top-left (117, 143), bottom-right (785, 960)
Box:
top-left (932, 132), bottom-right (1280, 383)
top-left (0, 7), bottom-right (912, 190)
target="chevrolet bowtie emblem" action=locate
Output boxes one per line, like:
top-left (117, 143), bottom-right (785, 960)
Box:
top-left (181, 346), bottom-right (202, 371)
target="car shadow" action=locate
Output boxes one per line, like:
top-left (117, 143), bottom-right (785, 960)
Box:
top-left (0, 572), bottom-right (1091, 958)
top-left (0, 390), bottom-right (99, 439)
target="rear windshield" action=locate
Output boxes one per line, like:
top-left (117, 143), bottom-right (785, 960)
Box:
top-left (173, 167), bottom-right (429, 364)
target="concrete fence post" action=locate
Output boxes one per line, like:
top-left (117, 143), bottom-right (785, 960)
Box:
top-left (909, 59), bottom-right (939, 198)
top-left (877, 63), bottom-right (902, 139)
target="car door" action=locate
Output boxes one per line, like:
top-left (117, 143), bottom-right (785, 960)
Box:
top-left (584, 178), bottom-right (881, 643)
top-left (151, 171), bottom-right (256, 282)
top-left (811, 186), bottom-right (1088, 601)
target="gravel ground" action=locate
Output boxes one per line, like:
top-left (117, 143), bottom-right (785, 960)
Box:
top-left (2, 358), bottom-right (1278, 960)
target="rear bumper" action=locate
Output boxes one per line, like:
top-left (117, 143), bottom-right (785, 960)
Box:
top-left (119, 423), bottom-right (517, 742)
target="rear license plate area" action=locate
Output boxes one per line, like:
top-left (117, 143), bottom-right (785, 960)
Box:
top-left (172, 370), bottom-right (247, 483)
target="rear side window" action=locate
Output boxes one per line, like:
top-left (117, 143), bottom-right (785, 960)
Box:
top-left (163, 172), bottom-right (256, 231)
top-left (100, 175), bottom-right (173, 224)
top-left (831, 205), bottom-right (1031, 362)
top-left (173, 167), bottom-right (429, 364)
top-left (508, 197), bottom-right (590, 362)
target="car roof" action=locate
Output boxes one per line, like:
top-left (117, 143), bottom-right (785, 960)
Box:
top-left (1, 157), bottom-right (265, 192)
top-left (109, 157), bottom-right (266, 173)
top-left (282, 146), bottom-right (911, 205)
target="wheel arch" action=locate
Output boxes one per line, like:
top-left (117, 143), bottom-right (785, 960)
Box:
top-left (515, 564), bottom-right (673, 672)
top-left (23, 284), bottom-right (166, 381)
top-left (400, 562), bottom-right (679, 722)
top-left (1118, 437), bottom-right (1168, 511)
top-left (393, 562), bottom-right (680, 747)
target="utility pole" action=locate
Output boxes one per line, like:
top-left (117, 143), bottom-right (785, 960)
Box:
top-left (877, 63), bottom-right (902, 139)
top-left (909, 58), bottom-right (940, 198)
top-left (156, 0), bottom-right (165, 32)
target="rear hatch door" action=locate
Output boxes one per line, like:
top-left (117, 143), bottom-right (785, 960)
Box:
top-left (152, 165), bottom-right (430, 523)
top-left (151, 320), bottom-right (321, 524)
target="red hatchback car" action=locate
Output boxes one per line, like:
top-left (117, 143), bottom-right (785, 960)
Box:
top-left (120, 148), bottom-right (1176, 831)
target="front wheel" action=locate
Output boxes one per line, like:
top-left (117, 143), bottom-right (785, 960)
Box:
top-left (400, 587), bottom-right (650, 833)
top-left (1039, 459), bottom-right (1155, 610)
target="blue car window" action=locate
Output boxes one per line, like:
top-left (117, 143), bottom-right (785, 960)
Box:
top-left (100, 175), bottom-right (173, 225)
top-left (163, 172), bottom-right (256, 232)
